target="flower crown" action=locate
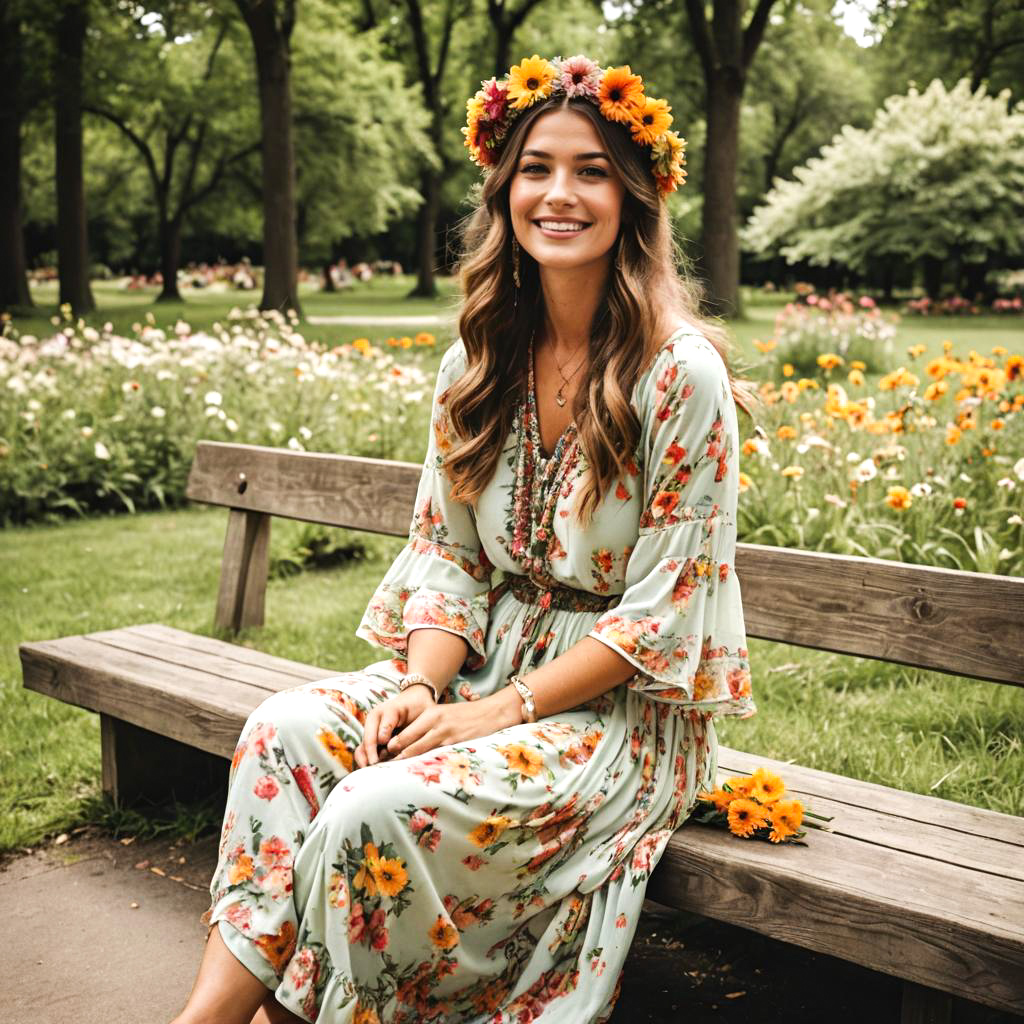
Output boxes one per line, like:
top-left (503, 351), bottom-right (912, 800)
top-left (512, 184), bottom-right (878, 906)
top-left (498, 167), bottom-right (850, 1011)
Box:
top-left (462, 54), bottom-right (687, 200)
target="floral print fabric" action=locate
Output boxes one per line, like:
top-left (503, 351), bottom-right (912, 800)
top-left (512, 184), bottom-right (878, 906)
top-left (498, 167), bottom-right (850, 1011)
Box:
top-left (207, 327), bottom-right (753, 1022)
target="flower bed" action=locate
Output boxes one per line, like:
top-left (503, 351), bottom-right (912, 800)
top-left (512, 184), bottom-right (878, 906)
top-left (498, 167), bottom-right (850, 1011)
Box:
top-left (0, 307), bottom-right (437, 524)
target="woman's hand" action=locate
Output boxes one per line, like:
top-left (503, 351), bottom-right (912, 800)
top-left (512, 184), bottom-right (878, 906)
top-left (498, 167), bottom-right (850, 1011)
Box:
top-left (387, 687), bottom-right (523, 761)
top-left (355, 686), bottom-right (436, 768)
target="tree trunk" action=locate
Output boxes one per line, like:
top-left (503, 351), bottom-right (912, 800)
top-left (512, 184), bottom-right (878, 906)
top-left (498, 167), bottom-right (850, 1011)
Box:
top-left (54, 0), bottom-right (95, 314)
top-left (921, 255), bottom-right (943, 300)
top-left (322, 259), bottom-right (336, 292)
top-left (238, 1), bottom-right (301, 315)
top-left (157, 214), bottom-right (183, 302)
top-left (409, 165), bottom-right (440, 298)
top-left (701, 71), bottom-right (743, 318)
top-left (0, 4), bottom-right (32, 309)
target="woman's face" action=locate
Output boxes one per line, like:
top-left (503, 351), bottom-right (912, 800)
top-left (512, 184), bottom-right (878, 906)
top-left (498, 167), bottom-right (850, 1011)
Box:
top-left (508, 107), bottom-right (625, 276)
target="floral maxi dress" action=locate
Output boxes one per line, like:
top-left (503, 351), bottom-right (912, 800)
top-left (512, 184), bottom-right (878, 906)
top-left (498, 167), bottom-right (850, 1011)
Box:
top-left (207, 326), bottom-right (756, 1023)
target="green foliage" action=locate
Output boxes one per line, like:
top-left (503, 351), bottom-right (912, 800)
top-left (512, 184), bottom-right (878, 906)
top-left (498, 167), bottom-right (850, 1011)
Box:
top-left (743, 78), bottom-right (1024, 272)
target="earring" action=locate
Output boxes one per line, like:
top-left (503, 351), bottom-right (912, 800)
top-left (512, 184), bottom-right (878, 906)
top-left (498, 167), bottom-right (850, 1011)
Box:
top-left (512, 237), bottom-right (521, 289)
top-left (614, 234), bottom-right (625, 271)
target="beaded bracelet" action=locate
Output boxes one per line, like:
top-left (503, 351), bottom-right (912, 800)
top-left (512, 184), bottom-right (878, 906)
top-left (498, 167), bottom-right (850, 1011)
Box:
top-left (398, 671), bottom-right (440, 702)
top-left (509, 674), bottom-right (537, 723)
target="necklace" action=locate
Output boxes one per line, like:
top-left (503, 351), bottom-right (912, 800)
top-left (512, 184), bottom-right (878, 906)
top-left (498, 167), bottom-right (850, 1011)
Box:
top-left (544, 335), bottom-right (588, 407)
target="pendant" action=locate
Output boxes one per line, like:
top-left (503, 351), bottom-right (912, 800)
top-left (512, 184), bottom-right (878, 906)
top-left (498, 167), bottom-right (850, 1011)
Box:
top-left (555, 389), bottom-right (566, 408)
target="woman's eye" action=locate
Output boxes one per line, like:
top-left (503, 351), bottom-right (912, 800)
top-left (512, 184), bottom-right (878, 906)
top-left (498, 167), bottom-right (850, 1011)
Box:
top-left (519, 164), bottom-right (608, 177)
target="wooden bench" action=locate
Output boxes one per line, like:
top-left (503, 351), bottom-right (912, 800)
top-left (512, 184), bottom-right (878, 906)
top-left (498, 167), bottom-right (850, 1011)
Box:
top-left (20, 439), bottom-right (1024, 1020)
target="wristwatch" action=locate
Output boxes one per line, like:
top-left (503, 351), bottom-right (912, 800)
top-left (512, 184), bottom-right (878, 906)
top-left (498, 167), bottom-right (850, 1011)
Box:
top-left (399, 671), bottom-right (440, 702)
top-left (509, 674), bottom-right (537, 723)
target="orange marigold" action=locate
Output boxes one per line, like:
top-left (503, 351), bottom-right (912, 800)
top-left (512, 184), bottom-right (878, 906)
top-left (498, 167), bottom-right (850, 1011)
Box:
top-left (597, 65), bottom-right (644, 123)
top-left (727, 797), bottom-right (769, 838)
top-left (506, 55), bottom-right (557, 109)
top-left (428, 915), bottom-right (460, 950)
top-left (497, 742), bottom-right (544, 778)
top-left (629, 96), bottom-right (673, 145)
top-left (748, 768), bottom-right (785, 804)
top-left (768, 799), bottom-right (804, 843)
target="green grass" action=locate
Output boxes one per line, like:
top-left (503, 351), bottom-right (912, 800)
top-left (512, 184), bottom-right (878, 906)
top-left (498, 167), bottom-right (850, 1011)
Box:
top-left (2, 502), bottom-right (1021, 854)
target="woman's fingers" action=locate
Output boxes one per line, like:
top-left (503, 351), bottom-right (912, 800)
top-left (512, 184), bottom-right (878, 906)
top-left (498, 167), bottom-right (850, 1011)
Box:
top-left (357, 708), bottom-right (382, 767)
top-left (388, 709), bottom-right (437, 758)
top-left (393, 728), bottom-right (443, 760)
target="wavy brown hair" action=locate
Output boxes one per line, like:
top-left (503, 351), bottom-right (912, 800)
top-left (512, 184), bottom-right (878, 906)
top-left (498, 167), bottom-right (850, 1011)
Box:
top-left (444, 93), bottom-right (759, 526)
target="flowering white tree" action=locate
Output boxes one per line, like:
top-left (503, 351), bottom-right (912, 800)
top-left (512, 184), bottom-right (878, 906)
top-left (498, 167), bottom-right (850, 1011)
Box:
top-left (741, 78), bottom-right (1024, 293)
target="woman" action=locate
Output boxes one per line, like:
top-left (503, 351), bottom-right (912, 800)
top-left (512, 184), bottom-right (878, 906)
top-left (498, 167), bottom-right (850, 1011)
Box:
top-left (174, 54), bottom-right (757, 1024)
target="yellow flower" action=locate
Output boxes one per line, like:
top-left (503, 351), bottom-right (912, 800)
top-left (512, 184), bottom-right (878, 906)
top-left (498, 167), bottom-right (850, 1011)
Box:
top-left (629, 96), bottom-right (673, 145)
top-left (780, 381), bottom-right (799, 403)
top-left (768, 799), bottom-right (804, 843)
top-left (727, 797), bottom-right (769, 838)
top-left (738, 471), bottom-right (752, 493)
top-left (776, 425), bottom-right (797, 440)
top-left (415, 332), bottom-right (435, 346)
top-left (781, 465), bottom-right (804, 479)
top-left (907, 343), bottom-right (927, 358)
top-left (318, 728), bottom-right (353, 772)
top-left (946, 424), bottom-right (962, 445)
top-left (782, 362), bottom-right (795, 378)
top-left (817, 352), bottom-right (843, 371)
top-left (497, 742), bottom-right (544, 778)
top-left (752, 338), bottom-right (777, 353)
top-left (886, 485), bottom-right (912, 510)
top-left (748, 768), bottom-right (785, 804)
top-left (372, 857), bottom-right (409, 898)
top-left (597, 66), bottom-right (645, 123)
top-left (507, 55), bottom-right (556, 110)
top-left (849, 360), bottom-right (866, 371)
top-left (428, 915), bottom-right (460, 950)
top-left (353, 841), bottom-right (381, 897)
top-left (468, 814), bottom-right (513, 848)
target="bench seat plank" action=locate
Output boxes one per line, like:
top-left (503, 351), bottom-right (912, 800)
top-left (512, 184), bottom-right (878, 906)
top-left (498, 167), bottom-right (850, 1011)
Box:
top-left (18, 627), bottom-right (1024, 1013)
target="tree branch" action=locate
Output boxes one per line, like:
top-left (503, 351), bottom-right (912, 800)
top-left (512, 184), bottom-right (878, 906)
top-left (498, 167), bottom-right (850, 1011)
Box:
top-left (742, 0), bottom-right (777, 70)
top-left (684, 0), bottom-right (715, 79)
top-left (82, 104), bottom-right (162, 200)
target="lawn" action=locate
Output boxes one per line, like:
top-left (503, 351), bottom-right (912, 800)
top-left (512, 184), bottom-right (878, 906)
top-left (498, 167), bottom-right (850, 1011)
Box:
top-left (2, 278), bottom-right (1022, 853)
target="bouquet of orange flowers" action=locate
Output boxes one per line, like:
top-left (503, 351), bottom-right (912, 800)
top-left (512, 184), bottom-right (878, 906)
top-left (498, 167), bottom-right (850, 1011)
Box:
top-left (695, 767), bottom-right (832, 844)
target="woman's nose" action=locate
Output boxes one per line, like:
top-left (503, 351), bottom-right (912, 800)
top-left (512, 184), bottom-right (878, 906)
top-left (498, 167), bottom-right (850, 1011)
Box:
top-left (543, 167), bottom-right (577, 204)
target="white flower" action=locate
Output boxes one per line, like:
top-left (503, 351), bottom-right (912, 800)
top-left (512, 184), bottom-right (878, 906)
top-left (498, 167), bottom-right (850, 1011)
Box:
top-left (204, 390), bottom-right (222, 407)
top-left (225, 418), bottom-right (238, 433)
top-left (81, 426), bottom-right (94, 438)
top-left (27, 398), bottom-right (41, 411)
top-left (61, 408), bottom-right (76, 420)
top-left (1014, 457), bottom-right (1024, 482)
top-left (846, 452), bottom-right (862, 463)
top-left (151, 406), bottom-right (166, 419)
top-left (268, 419), bottom-right (283, 434)
top-left (205, 406), bottom-right (220, 418)
top-left (298, 425), bottom-right (312, 441)
top-left (1007, 514), bottom-right (1023, 526)
top-left (910, 482), bottom-right (932, 497)
top-left (854, 458), bottom-right (877, 482)
top-left (824, 493), bottom-right (847, 508)
top-left (287, 437), bottom-right (305, 451)
top-left (83, 327), bottom-right (99, 343)
top-left (996, 477), bottom-right (1015, 490)
top-left (958, 472), bottom-right (972, 484)
top-left (94, 441), bottom-right (111, 460)
top-left (806, 507), bottom-right (820, 519)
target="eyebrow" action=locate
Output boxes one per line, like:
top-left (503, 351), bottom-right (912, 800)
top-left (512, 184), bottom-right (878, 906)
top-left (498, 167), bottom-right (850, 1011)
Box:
top-left (521, 149), bottom-right (610, 161)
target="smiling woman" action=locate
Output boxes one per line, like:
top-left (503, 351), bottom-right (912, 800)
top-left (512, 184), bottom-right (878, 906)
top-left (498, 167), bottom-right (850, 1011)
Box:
top-left (174, 55), bottom-right (759, 1024)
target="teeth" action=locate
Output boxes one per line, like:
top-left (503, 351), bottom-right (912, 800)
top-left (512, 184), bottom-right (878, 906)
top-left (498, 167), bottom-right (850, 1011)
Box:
top-left (537, 221), bottom-right (587, 233)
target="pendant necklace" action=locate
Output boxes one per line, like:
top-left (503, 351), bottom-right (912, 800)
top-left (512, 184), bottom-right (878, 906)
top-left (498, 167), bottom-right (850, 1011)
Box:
top-left (548, 340), bottom-right (588, 408)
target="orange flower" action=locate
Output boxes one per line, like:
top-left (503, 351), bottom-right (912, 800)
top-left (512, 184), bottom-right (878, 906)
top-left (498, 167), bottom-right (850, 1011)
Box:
top-left (372, 857), bottom-right (409, 898)
top-left (727, 798), bottom-right (769, 838)
top-left (497, 742), bottom-right (544, 778)
top-left (768, 799), bottom-right (804, 843)
top-left (255, 920), bottom-right (297, 974)
top-left (468, 814), bottom-right (513, 848)
top-left (724, 774), bottom-right (754, 797)
top-left (699, 787), bottom-right (735, 813)
top-left (352, 1002), bottom-right (381, 1024)
top-left (507, 55), bottom-right (556, 109)
top-left (886, 485), bottom-right (912, 510)
top-left (629, 96), bottom-right (673, 145)
top-left (353, 841), bottom-right (381, 898)
top-left (597, 66), bottom-right (644, 123)
top-left (747, 768), bottom-right (785, 804)
top-left (228, 854), bottom-right (254, 885)
top-left (428, 915), bottom-right (460, 950)
top-left (318, 728), bottom-right (353, 772)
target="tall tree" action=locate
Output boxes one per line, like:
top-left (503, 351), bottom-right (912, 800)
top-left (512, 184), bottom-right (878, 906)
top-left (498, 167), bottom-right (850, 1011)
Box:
top-left (54, 0), bottom-right (95, 313)
top-left (235, 0), bottom-right (302, 314)
top-left (486, 0), bottom-right (547, 78)
top-left (85, 4), bottom-right (260, 301)
top-left (683, 0), bottom-right (780, 318)
top-left (0, 0), bottom-right (33, 309)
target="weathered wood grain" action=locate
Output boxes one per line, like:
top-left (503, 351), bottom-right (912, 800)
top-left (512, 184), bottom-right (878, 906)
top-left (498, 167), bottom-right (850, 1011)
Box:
top-left (186, 441), bottom-right (421, 537)
top-left (650, 825), bottom-right (1024, 1013)
top-left (215, 508), bottom-right (270, 631)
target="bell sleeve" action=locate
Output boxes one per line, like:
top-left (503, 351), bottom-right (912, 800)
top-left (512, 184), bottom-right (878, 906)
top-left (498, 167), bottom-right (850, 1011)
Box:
top-left (355, 339), bottom-right (493, 671)
top-left (587, 336), bottom-right (755, 717)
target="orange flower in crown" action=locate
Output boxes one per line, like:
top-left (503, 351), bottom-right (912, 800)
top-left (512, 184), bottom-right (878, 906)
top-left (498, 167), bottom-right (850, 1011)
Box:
top-left (462, 54), bottom-right (687, 199)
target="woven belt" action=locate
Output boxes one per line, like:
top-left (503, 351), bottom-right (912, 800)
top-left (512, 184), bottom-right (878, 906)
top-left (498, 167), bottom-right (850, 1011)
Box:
top-left (503, 573), bottom-right (616, 613)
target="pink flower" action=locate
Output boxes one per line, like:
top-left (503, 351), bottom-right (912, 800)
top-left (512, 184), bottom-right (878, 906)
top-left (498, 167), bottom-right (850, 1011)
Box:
top-left (556, 55), bottom-right (601, 98)
top-left (368, 907), bottom-right (389, 950)
top-left (481, 77), bottom-right (508, 120)
top-left (246, 721), bottom-right (276, 757)
top-left (409, 808), bottom-right (435, 834)
top-left (425, 829), bottom-right (441, 852)
top-left (348, 903), bottom-right (365, 942)
top-left (253, 775), bottom-right (279, 801)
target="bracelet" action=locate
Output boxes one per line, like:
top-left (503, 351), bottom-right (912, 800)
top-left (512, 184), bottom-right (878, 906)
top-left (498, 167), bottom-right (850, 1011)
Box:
top-left (399, 671), bottom-right (440, 702)
top-left (508, 674), bottom-right (537, 723)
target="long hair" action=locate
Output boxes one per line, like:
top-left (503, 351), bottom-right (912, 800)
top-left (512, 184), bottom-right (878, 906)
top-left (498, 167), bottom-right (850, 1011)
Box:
top-left (445, 93), bottom-right (759, 526)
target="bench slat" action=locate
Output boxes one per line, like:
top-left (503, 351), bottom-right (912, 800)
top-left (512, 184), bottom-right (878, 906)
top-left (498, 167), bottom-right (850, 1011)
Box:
top-left (653, 824), bottom-right (1024, 1013)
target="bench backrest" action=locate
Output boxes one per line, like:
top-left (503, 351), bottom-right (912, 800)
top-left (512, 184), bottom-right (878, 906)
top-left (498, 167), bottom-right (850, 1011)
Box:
top-left (186, 440), bottom-right (1024, 688)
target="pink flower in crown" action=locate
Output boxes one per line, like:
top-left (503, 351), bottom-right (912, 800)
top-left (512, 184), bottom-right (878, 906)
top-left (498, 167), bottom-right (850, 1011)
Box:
top-left (556, 55), bottom-right (602, 98)
top-left (481, 77), bottom-right (508, 121)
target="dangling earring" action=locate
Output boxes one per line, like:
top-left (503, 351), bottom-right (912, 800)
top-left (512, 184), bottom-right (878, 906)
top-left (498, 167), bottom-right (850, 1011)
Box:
top-left (614, 234), bottom-right (625, 271)
top-left (511, 236), bottom-right (521, 311)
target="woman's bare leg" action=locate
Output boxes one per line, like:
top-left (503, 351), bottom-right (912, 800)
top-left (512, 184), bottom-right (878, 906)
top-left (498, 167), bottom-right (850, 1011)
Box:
top-left (251, 996), bottom-right (306, 1024)
top-left (170, 924), bottom-right (270, 1024)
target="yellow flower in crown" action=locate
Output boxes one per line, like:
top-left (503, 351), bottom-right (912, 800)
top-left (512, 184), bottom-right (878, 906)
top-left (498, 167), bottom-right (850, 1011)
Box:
top-left (461, 53), bottom-right (689, 198)
top-left (506, 55), bottom-right (558, 110)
